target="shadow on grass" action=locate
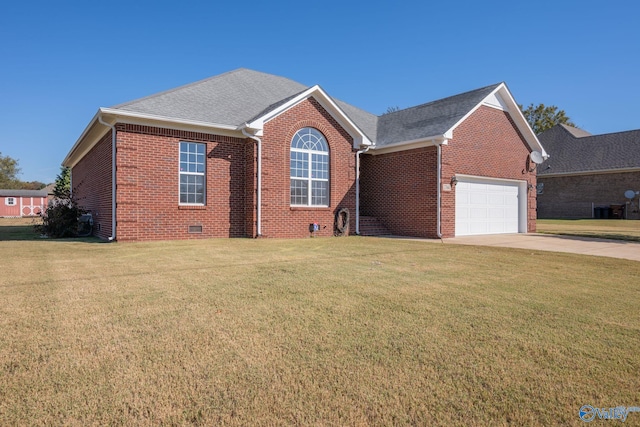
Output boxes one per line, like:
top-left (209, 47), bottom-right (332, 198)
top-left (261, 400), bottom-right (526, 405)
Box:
top-left (0, 225), bottom-right (105, 243)
top-left (537, 231), bottom-right (640, 243)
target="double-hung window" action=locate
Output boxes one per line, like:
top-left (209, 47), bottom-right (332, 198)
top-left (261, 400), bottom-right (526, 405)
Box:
top-left (290, 128), bottom-right (329, 206)
top-left (179, 142), bottom-right (206, 205)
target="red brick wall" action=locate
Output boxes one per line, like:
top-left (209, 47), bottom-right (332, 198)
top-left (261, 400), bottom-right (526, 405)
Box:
top-left (72, 131), bottom-right (114, 239)
top-left (441, 106), bottom-right (536, 237)
top-left (260, 97), bottom-right (357, 238)
top-left (538, 172), bottom-right (640, 219)
top-left (71, 97), bottom-right (357, 241)
top-left (360, 147), bottom-right (438, 238)
top-left (114, 125), bottom-right (249, 241)
top-left (360, 106), bottom-right (536, 238)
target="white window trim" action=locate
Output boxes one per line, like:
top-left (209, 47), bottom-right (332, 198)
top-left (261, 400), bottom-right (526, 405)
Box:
top-left (290, 129), bottom-right (330, 207)
top-left (5, 197), bottom-right (16, 206)
top-left (179, 141), bottom-right (206, 206)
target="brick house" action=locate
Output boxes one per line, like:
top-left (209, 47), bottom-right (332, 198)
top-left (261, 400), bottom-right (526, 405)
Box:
top-left (537, 124), bottom-right (640, 219)
top-left (63, 69), bottom-right (545, 241)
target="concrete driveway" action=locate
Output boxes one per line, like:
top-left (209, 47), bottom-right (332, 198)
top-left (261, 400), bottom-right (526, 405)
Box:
top-left (444, 233), bottom-right (640, 262)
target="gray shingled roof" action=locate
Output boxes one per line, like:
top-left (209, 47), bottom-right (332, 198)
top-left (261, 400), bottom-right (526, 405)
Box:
top-left (110, 69), bottom-right (506, 149)
top-left (538, 124), bottom-right (640, 175)
top-left (0, 189), bottom-right (48, 197)
top-left (114, 68), bottom-right (308, 126)
top-left (375, 83), bottom-right (502, 147)
top-left (113, 68), bottom-right (378, 140)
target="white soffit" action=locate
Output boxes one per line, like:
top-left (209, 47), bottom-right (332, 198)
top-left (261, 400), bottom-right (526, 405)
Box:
top-left (482, 92), bottom-right (508, 111)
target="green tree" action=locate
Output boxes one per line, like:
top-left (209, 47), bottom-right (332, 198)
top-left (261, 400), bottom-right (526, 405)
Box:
top-left (20, 181), bottom-right (47, 190)
top-left (520, 103), bottom-right (575, 135)
top-left (53, 166), bottom-right (71, 198)
top-left (0, 152), bottom-right (21, 189)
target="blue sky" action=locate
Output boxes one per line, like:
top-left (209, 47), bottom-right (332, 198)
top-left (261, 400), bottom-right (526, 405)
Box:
top-left (1, 0), bottom-right (638, 183)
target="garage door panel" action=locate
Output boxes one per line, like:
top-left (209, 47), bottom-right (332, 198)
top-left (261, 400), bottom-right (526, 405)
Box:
top-left (469, 193), bottom-right (487, 204)
top-left (488, 208), bottom-right (505, 218)
top-left (455, 179), bottom-right (521, 236)
top-left (487, 194), bottom-right (506, 205)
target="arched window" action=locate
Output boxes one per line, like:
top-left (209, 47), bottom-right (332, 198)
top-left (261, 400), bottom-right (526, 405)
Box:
top-left (290, 128), bottom-right (329, 206)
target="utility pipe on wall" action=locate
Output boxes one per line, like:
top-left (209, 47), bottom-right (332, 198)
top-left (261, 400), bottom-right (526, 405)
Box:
top-left (98, 115), bottom-right (117, 241)
top-left (242, 127), bottom-right (262, 237)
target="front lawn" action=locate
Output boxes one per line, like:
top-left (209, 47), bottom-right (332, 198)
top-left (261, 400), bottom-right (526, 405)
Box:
top-left (1, 232), bottom-right (639, 425)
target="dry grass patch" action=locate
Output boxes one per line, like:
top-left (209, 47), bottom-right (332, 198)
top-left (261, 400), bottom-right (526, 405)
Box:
top-left (538, 219), bottom-right (640, 242)
top-left (1, 235), bottom-right (639, 425)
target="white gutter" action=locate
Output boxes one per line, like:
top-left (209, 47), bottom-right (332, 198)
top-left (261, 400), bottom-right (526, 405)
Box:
top-left (355, 145), bottom-right (371, 235)
top-left (98, 115), bottom-right (117, 241)
top-left (241, 126), bottom-right (262, 237)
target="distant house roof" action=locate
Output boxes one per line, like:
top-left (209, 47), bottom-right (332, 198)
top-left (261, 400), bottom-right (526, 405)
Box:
top-left (0, 189), bottom-right (48, 197)
top-left (43, 183), bottom-right (56, 195)
top-left (538, 124), bottom-right (640, 176)
top-left (559, 124), bottom-right (592, 138)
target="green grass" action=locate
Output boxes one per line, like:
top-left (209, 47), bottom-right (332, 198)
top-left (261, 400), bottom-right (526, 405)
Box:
top-left (0, 217), bottom-right (42, 240)
top-left (1, 220), bottom-right (640, 425)
top-left (538, 219), bottom-right (640, 242)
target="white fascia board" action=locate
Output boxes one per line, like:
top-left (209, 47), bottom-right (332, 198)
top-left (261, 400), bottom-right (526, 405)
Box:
top-left (63, 111), bottom-right (101, 167)
top-left (100, 108), bottom-right (239, 135)
top-left (492, 86), bottom-right (548, 159)
top-left (444, 83), bottom-right (548, 159)
top-left (539, 167), bottom-right (640, 178)
top-left (368, 136), bottom-right (448, 155)
top-left (247, 85), bottom-right (372, 148)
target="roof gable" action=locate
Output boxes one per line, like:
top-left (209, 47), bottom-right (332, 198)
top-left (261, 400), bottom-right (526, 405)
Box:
top-left (245, 85), bottom-right (373, 148)
top-left (373, 83), bottom-right (546, 157)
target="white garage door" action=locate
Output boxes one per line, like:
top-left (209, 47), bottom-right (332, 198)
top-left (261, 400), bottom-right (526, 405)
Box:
top-left (455, 179), bottom-right (520, 236)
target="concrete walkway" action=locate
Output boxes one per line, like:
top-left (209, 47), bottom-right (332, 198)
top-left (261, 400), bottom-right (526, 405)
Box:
top-left (443, 233), bottom-right (640, 262)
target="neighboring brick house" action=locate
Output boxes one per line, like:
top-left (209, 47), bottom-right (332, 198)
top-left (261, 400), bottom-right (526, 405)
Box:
top-left (0, 189), bottom-right (47, 217)
top-left (537, 124), bottom-right (640, 219)
top-left (63, 69), bottom-right (545, 241)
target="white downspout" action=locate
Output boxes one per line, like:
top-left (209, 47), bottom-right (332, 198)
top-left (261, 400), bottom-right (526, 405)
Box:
top-left (98, 115), bottom-right (117, 241)
top-left (355, 145), bottom-right (371, 235)
top-left (241, 127), bottom-right (262, 237)
top-left (436, 142), bottom-right (443, 239)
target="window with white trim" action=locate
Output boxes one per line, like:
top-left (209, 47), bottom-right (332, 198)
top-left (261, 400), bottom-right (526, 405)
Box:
top-left (5, 197), bottom-right (16, 206)
top-left (290, 128), bottom-right (329, 206)
top-left (179, 142), bottom-right (206, 204)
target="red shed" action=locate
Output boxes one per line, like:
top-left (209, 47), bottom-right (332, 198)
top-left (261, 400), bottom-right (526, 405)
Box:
top-left (0, 189), bottom-right (48, 218)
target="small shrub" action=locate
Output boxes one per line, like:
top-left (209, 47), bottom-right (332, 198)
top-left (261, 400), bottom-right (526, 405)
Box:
top-left (35, 193), bottom-right (87, 238)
